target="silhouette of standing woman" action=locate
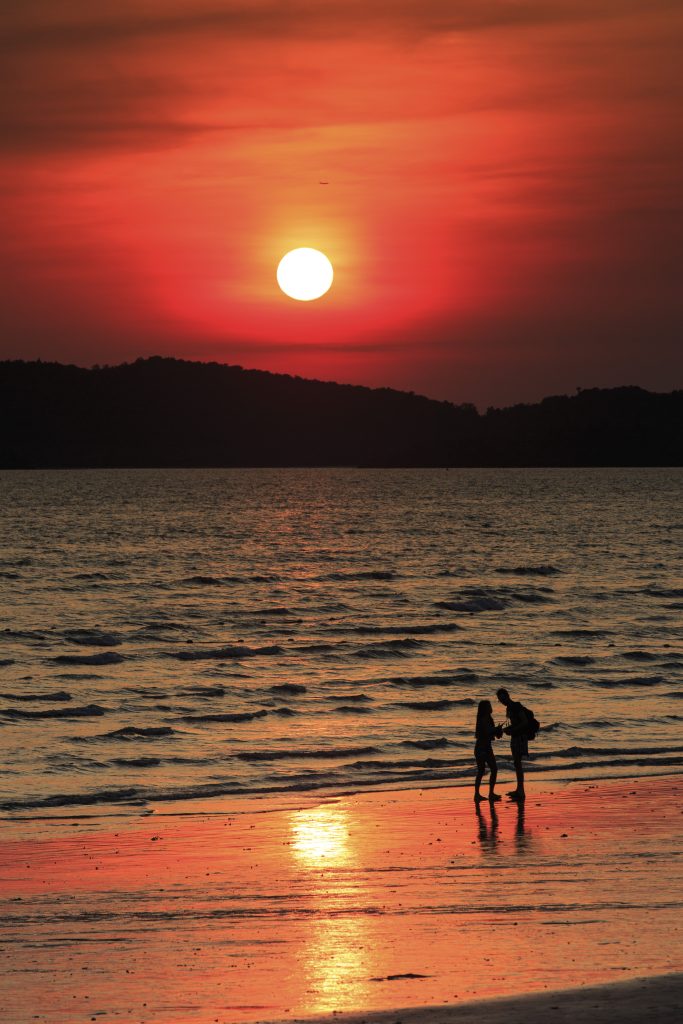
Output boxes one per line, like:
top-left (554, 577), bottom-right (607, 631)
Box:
top-left (474, 699), bottom-right (503, 802)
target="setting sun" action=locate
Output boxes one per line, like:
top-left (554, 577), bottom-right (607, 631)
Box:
top-left (277, 248), bottom-right (334, 301)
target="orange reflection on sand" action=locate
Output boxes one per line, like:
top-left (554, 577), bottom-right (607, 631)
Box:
top-left (288, 802), bottom-right (377, 1015)
top-left (290, 803), bottom-right (352, 867)
top-left (300, 917), bottom-right (376, 1015)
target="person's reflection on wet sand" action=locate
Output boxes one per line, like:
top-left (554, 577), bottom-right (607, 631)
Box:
top-left (475, 801), bottom-right (499, 852)
top-left (474, 800), bottom-right (532, 855)
top-left (514, 800), bottom-right (532, 854)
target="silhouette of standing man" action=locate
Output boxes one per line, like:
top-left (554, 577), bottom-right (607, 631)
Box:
top-left (496, 687), bottom-right (528, 801)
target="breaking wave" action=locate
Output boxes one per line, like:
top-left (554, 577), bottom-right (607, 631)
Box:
top-left (330, 622), bottom-right (461, 636)
top-left (79, 727), bottom-right (177, 741)
top-left (0, 690), bottom-right (71, 702)
top-left (168, 645), bottom-right (283, 661)
top-left (52, 652), bottom-right (124, 666)
top-left (401, 737), bottom-right (449, 750)
top-left (388, 671), bottom-right (477, 688)
top-left (62, 629), bottom-right (121, 647)
top-left (112, 757), bottom-right (161, 768)
top-left (591, 676), bottom-right (664, 688)
top-left (395, 698), bottom-right (476, 711)
top-left (318, 570), bottom-right (399, 582)
top-left (436, 584), bottom-right (555, 614)
top-left (2, 703), bottom-right (106, 719)
top-left (177, 709), bottom-right (269, 723)
top-left (235, 745), bottom-right (379, 762)
top-left (354, 638), bottom-right (426, 658)
top-left (495, 565), bottom-right (561, 576)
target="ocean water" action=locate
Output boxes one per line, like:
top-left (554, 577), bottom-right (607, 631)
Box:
top-left (0, 468), bottom-right (681, 816)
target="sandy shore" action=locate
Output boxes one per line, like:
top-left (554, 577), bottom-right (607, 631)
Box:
top-left (277, 973), bottom-right (683, 1024)
top-left (1, 775), bottom-right (681, 1023)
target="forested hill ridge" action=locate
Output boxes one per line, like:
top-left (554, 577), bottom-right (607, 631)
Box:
top-left (1, 357), bottom-right (681, 467)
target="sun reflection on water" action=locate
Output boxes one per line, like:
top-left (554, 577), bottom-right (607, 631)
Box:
top-left (288, 803), bottom-right (377, 1014)
top-left (300, 917), bottom-right (375, 1014)
top-left (290, 803), bottom-right (352, 867)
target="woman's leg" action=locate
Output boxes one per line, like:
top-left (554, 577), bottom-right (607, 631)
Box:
top-left (487, 753), bottom-right (499, 799)
top-left (474, 755), bottom-right (486, 800)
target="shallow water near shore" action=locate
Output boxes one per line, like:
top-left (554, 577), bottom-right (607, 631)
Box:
top-left (0, 468), bottom-right (682, 815)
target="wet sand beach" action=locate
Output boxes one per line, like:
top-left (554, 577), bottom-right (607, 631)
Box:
top-left (1, 775), bottom-right (681, 1023)
top-left (281, 973), bottom-right (683, 1024)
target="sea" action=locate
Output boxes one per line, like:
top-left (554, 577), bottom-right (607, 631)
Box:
top-left (0, 468), bottom-right (681, 817)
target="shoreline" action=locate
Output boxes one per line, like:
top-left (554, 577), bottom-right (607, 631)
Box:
top-left (1, 775), bottom-right (681, 1023)
top-left (3, 766), bottom-right (682, 834)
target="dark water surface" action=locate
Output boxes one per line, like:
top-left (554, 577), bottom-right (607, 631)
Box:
top-left (0, 468), bottom-right (681, 814)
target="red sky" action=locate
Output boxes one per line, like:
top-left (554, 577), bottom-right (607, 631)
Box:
top-left (1, 1), bottom-right (681, 407)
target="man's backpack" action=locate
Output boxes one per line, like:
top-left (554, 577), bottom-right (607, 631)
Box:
top-left (521, 705), bottom-right (541, 740)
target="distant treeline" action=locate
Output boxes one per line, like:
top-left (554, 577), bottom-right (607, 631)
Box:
top-left (0, 357), bottom-right (681, 467)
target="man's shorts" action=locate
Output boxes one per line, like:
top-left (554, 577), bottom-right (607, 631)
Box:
top-left (511, 734), bottom-right (529, 760)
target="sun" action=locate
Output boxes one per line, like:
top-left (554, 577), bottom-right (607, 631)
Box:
top-left (277, 248), bottom-right (333, 301)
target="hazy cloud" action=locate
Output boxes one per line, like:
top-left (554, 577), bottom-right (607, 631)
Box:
top-left (2, 1), bottom-right (681, 154)
top-left (3, 1), bottom-right (679, 49)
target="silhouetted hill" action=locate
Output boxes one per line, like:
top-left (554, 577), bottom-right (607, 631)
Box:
top-left (0, 357), bottom-right (680, 467)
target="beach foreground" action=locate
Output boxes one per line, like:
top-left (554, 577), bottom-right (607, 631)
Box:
top-left (279, 973), bottom-right (683, 1024)
top-left (1, 776), bottom-right (681, 1023)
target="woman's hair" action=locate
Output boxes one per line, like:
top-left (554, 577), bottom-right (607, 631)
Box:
top-left (477, 699), bottom-right (492, 718)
